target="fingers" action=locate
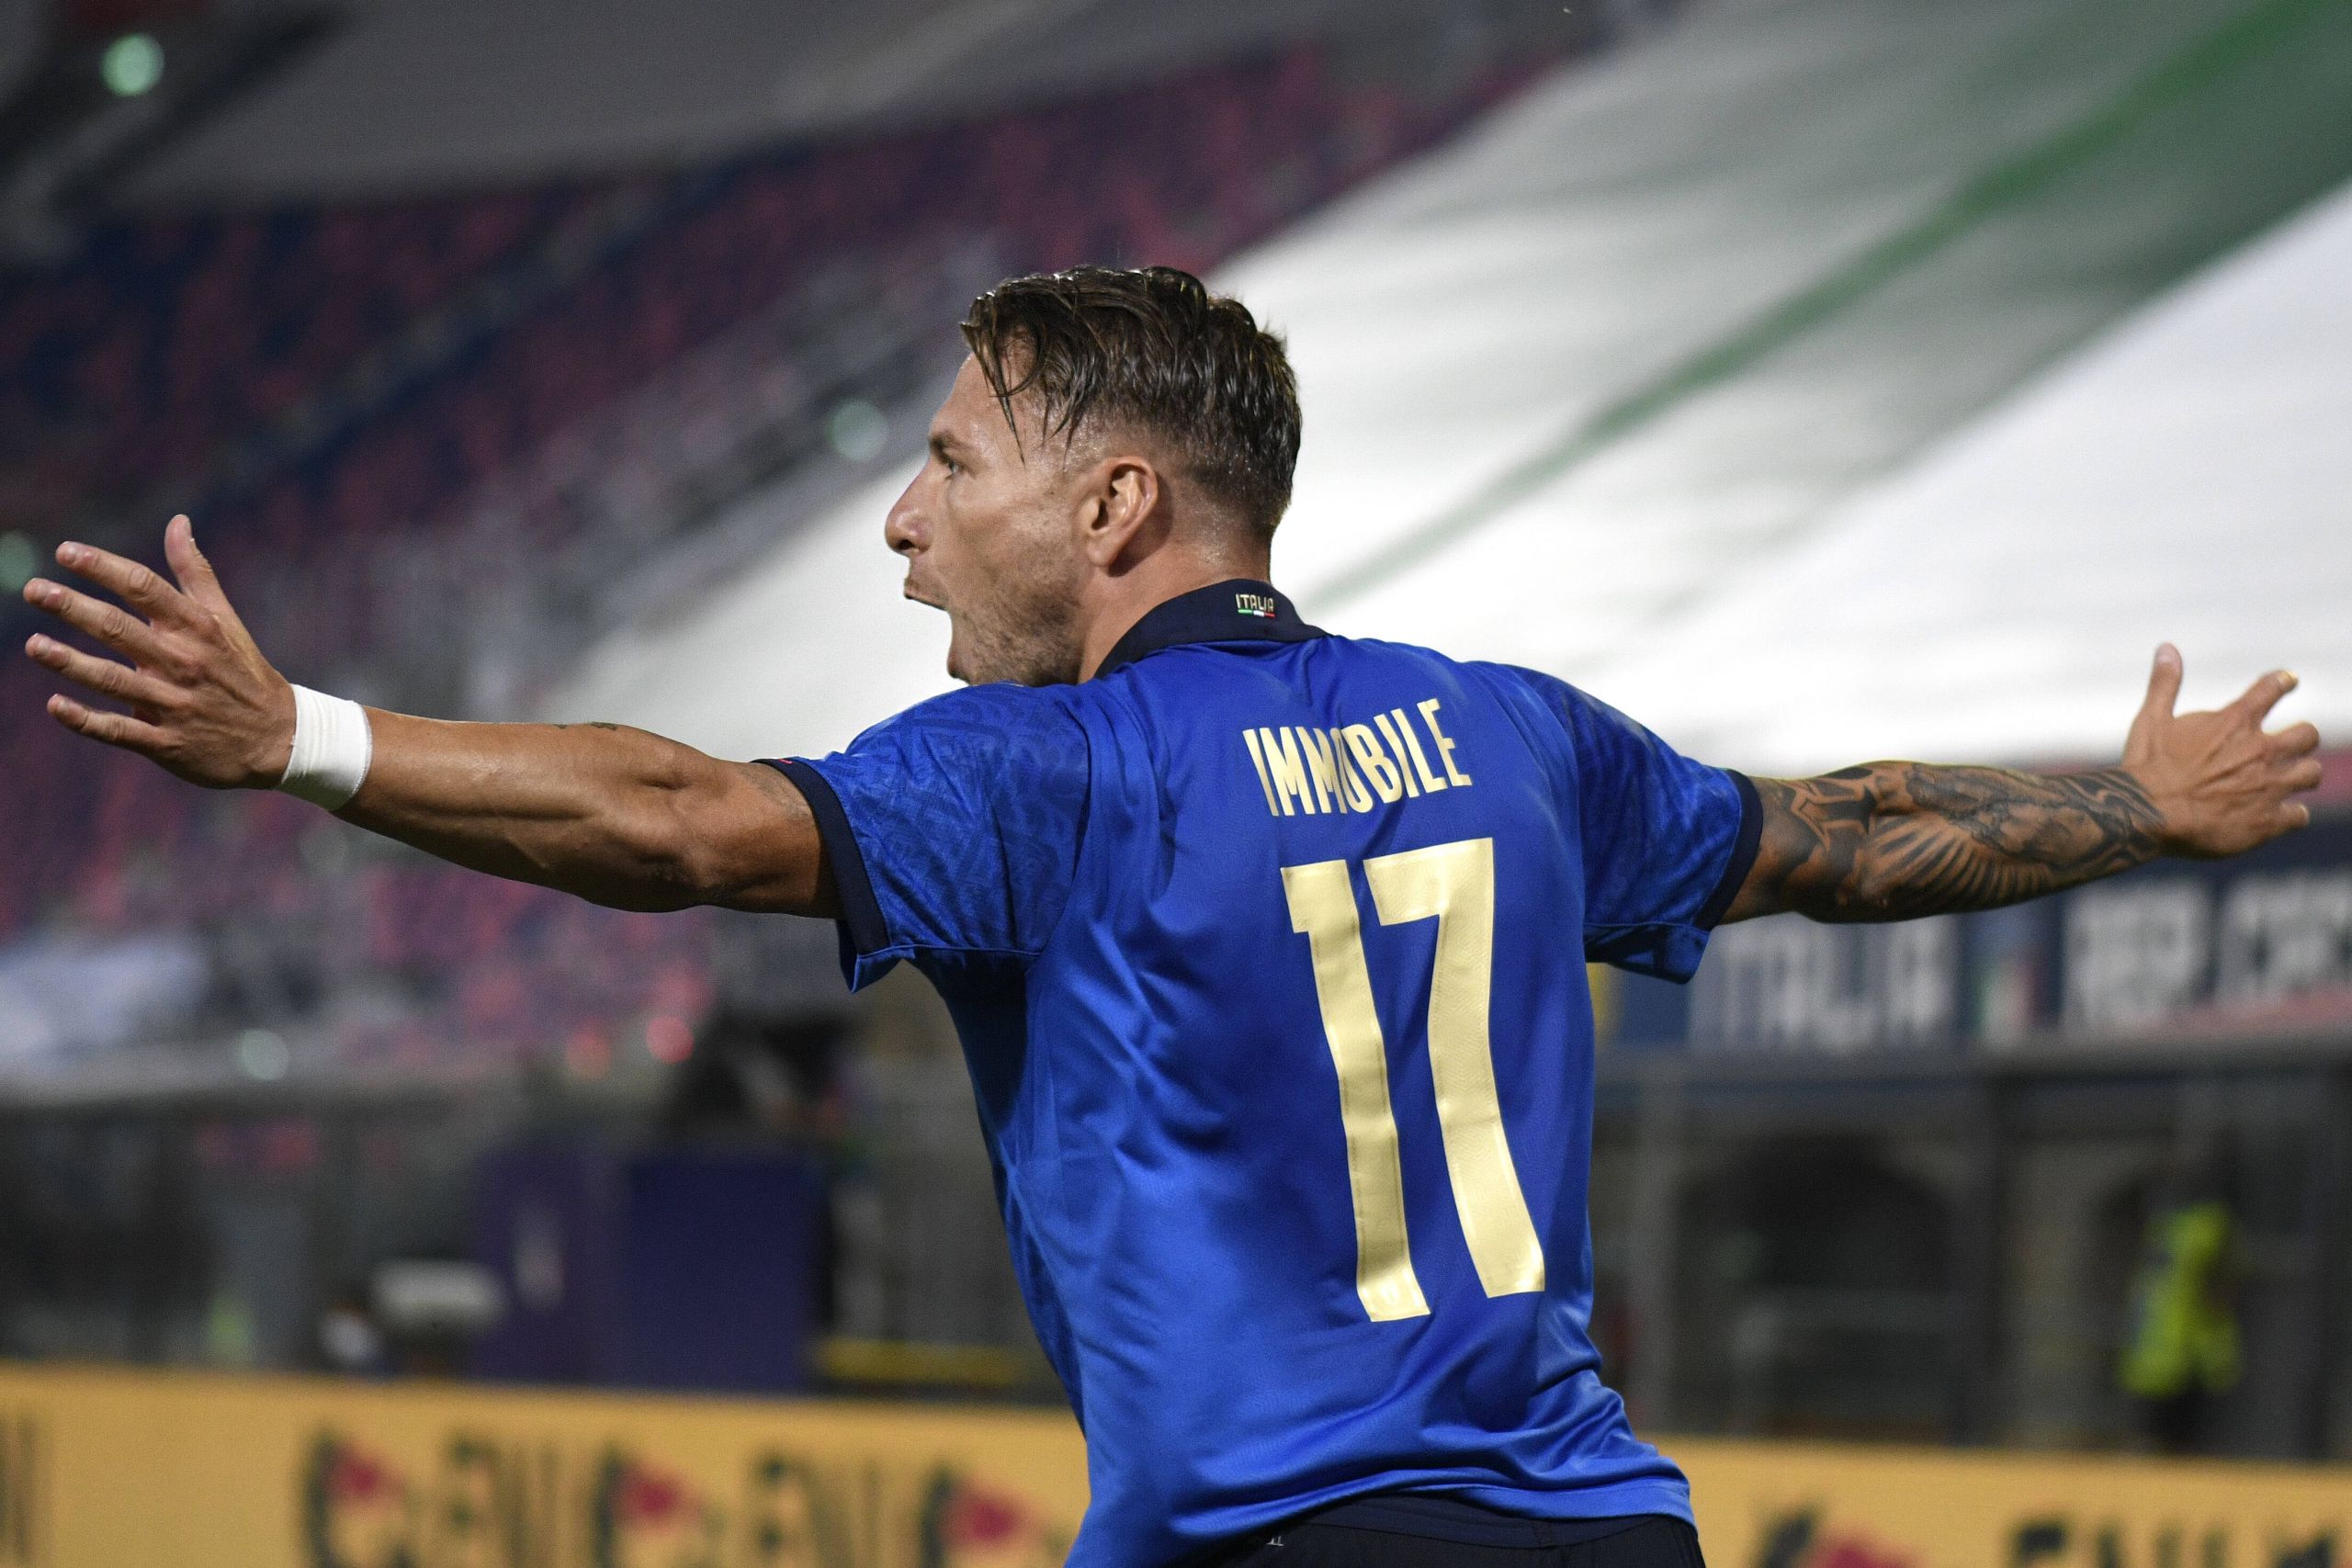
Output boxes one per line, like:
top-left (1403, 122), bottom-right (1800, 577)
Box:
top-left (2229, 668), bottom-right (2299, 726)
top-left (51, 538), bottom-right (198, 631)
top-left (163, 514), bottom-right (233, 617)
top-left (24, 633), bottom-right (178, 711)
top-left (20, 576), bottom-right (172, 666)
top-left (2269, 742), bottom-right (2323, 837)
top-left (2267, 719), bottom-right (2322, 759)
top-left (2138, 642), bottom-right (2184, 724)
top-left (43, 692), bottom-right (168, 755)
top-left (2278, 754), bottom-right (2324, 790)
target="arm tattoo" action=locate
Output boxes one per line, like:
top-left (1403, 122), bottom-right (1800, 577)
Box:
top-left (1736, 763), bottom-right (2166, 923)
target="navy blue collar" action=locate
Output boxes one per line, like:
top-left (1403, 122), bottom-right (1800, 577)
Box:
top-left (1091, 579), bottom-right (1326, 679)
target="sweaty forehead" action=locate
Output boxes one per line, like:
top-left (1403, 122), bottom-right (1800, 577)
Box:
top-left (935, 355), bottom-right (1091, 461)
top-left (935, 357), bottom-right (1000, 432)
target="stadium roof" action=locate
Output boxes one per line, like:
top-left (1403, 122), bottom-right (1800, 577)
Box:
top-left (120, 0), bottom-right (1571, 200)
top-left (1566, 179), bottom-right (2352, 774)
top-left (548, 0), bottom-right (2351, 776)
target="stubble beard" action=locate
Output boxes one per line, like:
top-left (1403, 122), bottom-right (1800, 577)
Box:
top-left (953, 564), bottom-right (1086, 686)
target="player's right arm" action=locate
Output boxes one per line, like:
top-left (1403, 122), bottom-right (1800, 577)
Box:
top-left (18, 518), bottom-right (833, 918)
top-left (1722, 646), bottom-right (2320, 924)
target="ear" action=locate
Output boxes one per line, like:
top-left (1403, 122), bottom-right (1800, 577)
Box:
top-left (1076, 453), bottom-right (1164, 570)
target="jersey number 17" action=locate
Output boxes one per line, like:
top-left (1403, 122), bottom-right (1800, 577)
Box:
top-left (1282, 836), bottom-right (1546, 1322)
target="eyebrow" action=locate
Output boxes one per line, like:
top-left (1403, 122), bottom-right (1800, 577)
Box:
top-left (928, 431), bottom-right (962, 461)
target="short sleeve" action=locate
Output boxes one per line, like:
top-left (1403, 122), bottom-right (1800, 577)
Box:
top-left (1496, 667), bottom-right (1760, 982)
top-left (766, 683), bottom-right (1091, 990)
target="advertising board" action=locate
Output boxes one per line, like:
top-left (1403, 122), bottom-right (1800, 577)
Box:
top-left (1608, 817), bottom-right (2352, 1055)
top-left (2, 1366), bottom-right (2346, 1568)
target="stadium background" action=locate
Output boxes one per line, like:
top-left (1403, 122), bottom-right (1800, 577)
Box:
top-left (2, 0), bottom-right (2350, 1559)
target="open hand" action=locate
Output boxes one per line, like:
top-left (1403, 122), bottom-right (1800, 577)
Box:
top-left (2124, 643), bottom-right (2321, 859)
top-left (20, 514), bottom-right (295, 790)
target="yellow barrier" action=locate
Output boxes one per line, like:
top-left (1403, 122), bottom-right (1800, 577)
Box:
top-left (2, 1362), bottom-right (2346, 1568)
top-left (1679, 1440), bottom-right (2348, 1568)
top-left (0, 1363), bottom-right (1086, 1568)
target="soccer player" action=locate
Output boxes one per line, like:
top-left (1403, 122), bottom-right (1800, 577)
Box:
top-left (21, 267), bottom-right (2321, 1567)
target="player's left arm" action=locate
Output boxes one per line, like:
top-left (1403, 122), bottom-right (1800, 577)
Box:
top-left (1722, 646), bottom-right (2323, 924)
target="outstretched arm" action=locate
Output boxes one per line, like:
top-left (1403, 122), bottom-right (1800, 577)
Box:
top-left (20, 517), bottom-right (833, 917)
top-left (1724, 647), bottom-right (2322, 924)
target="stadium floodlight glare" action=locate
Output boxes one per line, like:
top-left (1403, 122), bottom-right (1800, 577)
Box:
top-left (0, 532), bottom-right (36, 594)
top-left (101, 32), bottom-right (164, 96)
top-left (826, 398), bottom-right (889, 463)
top-left (236, 1028), bottom-right (290, 1081)
top-left (644, 1013), bottom-right (694, 1064)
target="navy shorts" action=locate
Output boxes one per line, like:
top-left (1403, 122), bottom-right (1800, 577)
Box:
top-left (1203, 1510), bottom-right (1706, 1567)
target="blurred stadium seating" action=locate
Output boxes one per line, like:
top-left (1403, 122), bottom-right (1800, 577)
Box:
top-left (0, 10), bottom-right (1588, 1082)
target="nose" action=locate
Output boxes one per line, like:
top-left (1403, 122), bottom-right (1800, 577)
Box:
top-left (885, 472), bottom-right (926, 558)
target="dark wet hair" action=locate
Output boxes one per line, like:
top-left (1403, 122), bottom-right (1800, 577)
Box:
top-left (960, 265), bottom-right (1302, 539)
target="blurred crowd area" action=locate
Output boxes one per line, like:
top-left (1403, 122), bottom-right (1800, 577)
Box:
top-left (0, 0), bottom-right (1590, 1085)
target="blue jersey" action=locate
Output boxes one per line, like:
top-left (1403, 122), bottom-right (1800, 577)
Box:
top-left (775, 581), bottom-right (1758, 1568)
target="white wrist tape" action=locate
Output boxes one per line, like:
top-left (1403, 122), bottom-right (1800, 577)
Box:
top-left (277, 684), bottom-right (373, 809)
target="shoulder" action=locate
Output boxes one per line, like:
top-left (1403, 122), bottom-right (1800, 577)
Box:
top-left (1463, 661), bottom-right (1654, 740)
top-left (1460, 660), bottom-right (1594, 710)
top-left (1287, 632), bottom-right (1547, 697)
top-left (814, 682), bottom-right (1094, 826)
top-left (843, 680), bottom-right (1092, 757)
top-left (1317, 637), bottom-right (1566, 697)
top-left (809, 681), bottom-right (1095, 874)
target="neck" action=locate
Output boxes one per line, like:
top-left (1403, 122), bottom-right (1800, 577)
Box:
top-left (1076, 547), bottom-right (1271, 681)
